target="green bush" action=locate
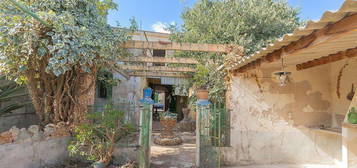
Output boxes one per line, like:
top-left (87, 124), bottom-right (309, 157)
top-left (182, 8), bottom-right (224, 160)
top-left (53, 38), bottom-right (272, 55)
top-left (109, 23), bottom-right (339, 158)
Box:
top-left (68, 104), bottom-right (135, 166)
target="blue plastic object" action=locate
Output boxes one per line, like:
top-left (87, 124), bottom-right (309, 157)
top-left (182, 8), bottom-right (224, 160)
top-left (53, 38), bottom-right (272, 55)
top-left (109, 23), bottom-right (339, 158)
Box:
top-left (140, 87), bottom-right (154, 104)
top-left (197, 99), bottom-right (211, 106)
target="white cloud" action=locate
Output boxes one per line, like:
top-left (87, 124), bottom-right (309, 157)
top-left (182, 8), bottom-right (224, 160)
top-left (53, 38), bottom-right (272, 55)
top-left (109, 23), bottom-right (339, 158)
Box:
top-left (151, 21), bottom-right (171, 34)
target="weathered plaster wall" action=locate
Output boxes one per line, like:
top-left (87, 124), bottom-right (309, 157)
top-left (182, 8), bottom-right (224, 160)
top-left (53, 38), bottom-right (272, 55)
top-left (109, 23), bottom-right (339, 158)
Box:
top-left (0, 136), bottom-right (138, 168)
top-left (226, 64), bottom-right (342, 166)
top-left (109, 31), bottom-right (175, 124)
top-left (342, 83), bottom-right (357, 168)
top-left (330, 59), bottom-right (357, 127)
top-left (0, 136), bottom-right (70, 168)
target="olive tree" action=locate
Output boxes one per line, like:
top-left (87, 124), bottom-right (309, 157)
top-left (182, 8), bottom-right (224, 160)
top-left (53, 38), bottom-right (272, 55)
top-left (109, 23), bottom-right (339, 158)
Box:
top-left (170, 0), bottom-right (304, 102)
top-left (0, 0), bottom-right (130, 125)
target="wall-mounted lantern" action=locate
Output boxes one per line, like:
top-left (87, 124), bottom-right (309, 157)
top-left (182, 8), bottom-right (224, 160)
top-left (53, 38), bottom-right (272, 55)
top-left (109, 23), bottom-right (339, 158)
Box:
top-left (274, 58), bottom-right (291, 87)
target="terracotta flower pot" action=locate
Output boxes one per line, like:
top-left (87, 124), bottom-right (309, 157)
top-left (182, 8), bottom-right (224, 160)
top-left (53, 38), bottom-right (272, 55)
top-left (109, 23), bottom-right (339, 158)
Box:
top-left (196, 89), bottom-right (209, 100)
top-left (160, 113), bottom-right (178, 137)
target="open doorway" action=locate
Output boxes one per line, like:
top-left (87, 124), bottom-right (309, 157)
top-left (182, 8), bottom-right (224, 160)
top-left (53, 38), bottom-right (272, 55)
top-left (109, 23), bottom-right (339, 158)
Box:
top-left (147, 78), bottom-right (196, 168)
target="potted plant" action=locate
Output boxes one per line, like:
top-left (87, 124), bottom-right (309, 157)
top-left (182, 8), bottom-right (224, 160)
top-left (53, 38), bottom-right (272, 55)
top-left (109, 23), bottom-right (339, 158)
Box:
top-left (348, 107), bottom-right (357, 124)
top-left (193, 65), bottom-right (210, 100)
top-left (196, 87), bottom-right (209, 100)
top-left (68, 104), bottom-right (135, 168)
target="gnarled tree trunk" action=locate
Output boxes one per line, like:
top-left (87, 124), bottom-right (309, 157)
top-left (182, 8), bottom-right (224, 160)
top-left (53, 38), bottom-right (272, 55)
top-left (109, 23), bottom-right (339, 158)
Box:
top-left (26, 60), bottom-right (96, 125)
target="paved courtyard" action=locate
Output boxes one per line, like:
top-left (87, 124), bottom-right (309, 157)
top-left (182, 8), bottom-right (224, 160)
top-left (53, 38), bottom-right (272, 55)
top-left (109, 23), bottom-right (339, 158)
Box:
top-left (151, 132), bottom-right (196, 168)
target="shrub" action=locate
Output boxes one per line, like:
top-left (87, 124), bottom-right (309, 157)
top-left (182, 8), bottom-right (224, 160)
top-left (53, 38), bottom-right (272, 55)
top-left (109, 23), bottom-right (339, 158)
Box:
top-left (68, 104), bottom-right (135, 166)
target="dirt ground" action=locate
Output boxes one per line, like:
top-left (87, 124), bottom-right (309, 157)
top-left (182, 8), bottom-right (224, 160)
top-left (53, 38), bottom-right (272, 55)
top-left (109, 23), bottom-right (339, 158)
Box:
top-left (229, 165), bottom-right (337, 168)
top-left (151, 132), bottom-right (196, 168)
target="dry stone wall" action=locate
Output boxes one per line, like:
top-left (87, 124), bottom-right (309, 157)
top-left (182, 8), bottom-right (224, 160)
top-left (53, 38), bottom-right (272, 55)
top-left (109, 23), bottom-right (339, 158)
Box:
top-left (0, 123), bottom-right (138, 168)
top-left (0, 123), bottom-right (71, 168)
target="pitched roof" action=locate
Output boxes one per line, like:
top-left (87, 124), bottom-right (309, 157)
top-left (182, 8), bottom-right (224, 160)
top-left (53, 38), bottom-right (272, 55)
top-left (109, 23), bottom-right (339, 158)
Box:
top-left (232, 0), bottom-right (357, 70)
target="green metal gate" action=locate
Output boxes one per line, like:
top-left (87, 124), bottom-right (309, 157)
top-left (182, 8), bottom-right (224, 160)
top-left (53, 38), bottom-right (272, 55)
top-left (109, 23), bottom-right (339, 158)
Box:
top-left (196, 100), bottom-right (225, 168)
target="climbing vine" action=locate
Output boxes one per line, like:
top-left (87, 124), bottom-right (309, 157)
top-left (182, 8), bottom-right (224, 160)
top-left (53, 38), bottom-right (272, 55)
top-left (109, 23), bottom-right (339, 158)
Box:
top-left (0, 0), bottom-right (132, 125)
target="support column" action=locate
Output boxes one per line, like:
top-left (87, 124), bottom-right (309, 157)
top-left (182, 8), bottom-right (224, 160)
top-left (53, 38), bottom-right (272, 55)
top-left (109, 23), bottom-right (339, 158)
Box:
top-left (196, 94), bottom-right (220, 168)
top-left (138, 88), bottom-right (154, 168)
top-left (342, 88), bottom-right (357, 168)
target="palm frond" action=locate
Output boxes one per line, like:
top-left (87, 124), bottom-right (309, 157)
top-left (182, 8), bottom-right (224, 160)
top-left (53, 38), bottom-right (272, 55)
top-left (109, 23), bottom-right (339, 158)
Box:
top-left (0, 76), bottom-right (31, 116)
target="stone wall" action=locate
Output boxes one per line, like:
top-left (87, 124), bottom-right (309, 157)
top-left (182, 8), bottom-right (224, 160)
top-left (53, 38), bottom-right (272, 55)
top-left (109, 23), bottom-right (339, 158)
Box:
top-left (0, 123), bottom-right (71, 168)
top-left (0, 123), bottom-right (138, 168)
top-left (224, 62), bottom-right (349, 166)
top-left (0, 136), bottom-right (70, 168)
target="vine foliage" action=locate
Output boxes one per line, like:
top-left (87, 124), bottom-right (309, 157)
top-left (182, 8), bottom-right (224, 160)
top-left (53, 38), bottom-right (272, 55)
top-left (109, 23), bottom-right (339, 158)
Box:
top-left (0, 0), bottom-right (131, 125)
top-left (169, 0), bottom-right (303, 103)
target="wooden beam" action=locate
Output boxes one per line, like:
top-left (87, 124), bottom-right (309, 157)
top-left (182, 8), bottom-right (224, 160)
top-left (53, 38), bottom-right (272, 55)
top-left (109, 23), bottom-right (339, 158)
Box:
top-left (119, 65), bottom-right (196, 72)
top-left (296, 47), bottom-right (357, 71)
top-left (237, 13), bottom-right (357, 73)
top-left (129, 72), bottom-right (192, 78)
top-left (121, 57), bottom-right (198, 64)
top-left (122, 41), bottom-right (242, 53)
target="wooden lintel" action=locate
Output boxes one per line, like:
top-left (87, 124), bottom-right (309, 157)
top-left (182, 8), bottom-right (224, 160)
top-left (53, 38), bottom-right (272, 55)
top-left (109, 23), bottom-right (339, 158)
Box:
top-left (120, 65), bottom-right (195, 72)
top-left (237, 13), bottom-right (357, 73)
top-left (122, 41), bottom-right (242, 53)
top-left (296, 47), bottom-right (357, 71)
top-left (129, 72), bottom-right (192, 78)
top-left (121, 57), bottom-right (198, 64)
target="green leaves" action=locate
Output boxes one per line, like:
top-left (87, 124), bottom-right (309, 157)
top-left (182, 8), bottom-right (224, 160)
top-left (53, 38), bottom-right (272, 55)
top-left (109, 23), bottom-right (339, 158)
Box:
top-left (174, 0), bottom-right (303, 55)
top-left (0, 0), bottom-right (130, 80)
top-left (0, 75), bottom-right (30, 116)
top-left (171, 0), bottom-right (303, 103)
top-left (68, 104), bottom-right (135, 163)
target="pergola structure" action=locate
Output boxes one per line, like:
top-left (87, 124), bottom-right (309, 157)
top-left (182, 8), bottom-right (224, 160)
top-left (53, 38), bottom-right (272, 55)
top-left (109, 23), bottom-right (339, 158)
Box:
top-left (120, 40), bottom-right (243, 78)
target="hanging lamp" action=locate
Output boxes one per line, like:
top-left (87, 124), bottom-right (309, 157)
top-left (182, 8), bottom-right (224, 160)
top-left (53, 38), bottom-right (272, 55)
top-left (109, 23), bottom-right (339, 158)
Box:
top-left (274, 58), bottom-right (291, 87)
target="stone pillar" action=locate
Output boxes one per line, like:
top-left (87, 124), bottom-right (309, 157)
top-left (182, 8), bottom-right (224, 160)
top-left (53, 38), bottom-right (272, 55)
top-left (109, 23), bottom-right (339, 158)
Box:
top-left (196, 94), bottom-right (217, 167)
top-left (342, 88), bottom-right (357, 168)
top-left (138, 87), bottom-right (154, 168)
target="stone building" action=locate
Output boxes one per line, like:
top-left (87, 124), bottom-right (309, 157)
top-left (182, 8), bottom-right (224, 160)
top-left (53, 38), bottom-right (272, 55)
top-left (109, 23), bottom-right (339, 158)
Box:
top-left (223, 1), bottom-right (357, 167)
top-left (94, 30), bottom-right (193, 125)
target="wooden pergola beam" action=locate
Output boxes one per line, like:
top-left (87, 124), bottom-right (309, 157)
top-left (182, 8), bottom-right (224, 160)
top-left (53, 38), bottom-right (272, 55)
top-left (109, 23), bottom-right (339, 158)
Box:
top-left (296, 47), bottom-right (357, 71)
top-left (129, 71), bottom-right (192, 78)
top-left (122, 40), bottom-right (241, 53)
top-left (120, 65), bottom-right (195, 72)
top-left (236, 13), bottom-right (357, 73)
top-left (121, 57), bottom-right (198, 64)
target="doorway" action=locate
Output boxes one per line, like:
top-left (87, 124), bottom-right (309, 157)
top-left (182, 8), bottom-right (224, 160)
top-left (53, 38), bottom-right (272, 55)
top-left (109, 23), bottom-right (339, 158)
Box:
top-left (147, 79), bottom-right (196, 168)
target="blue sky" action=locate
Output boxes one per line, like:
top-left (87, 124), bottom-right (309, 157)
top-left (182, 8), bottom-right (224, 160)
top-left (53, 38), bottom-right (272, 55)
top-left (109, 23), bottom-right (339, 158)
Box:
top-left (107, 0), bottom-right (345, 33)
